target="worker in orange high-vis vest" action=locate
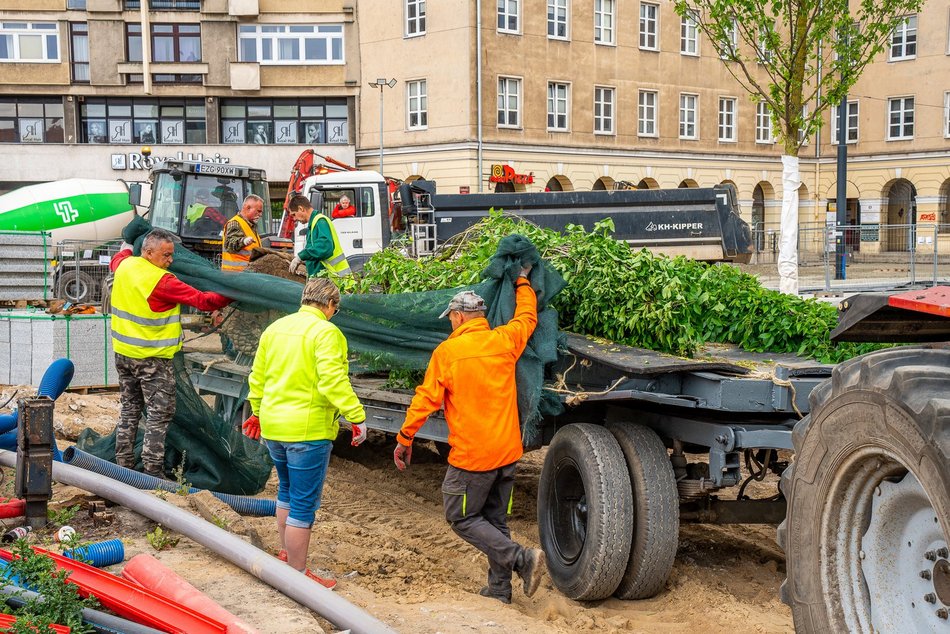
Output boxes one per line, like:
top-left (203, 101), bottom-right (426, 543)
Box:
top-left (221, 194), bottom-right (264, 272)
top-left (393, 271), bottom-right (546, 605)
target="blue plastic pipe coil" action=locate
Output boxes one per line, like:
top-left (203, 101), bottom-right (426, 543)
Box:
top-left (63, 538), bottom-right (125, 568)
top-left (62, 447), bottom-right (276, 517)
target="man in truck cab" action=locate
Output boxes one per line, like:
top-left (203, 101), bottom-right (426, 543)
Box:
top-left (221, 194), bottom-right (265, 272)
top-left (110, 229), bottom-right (232, 479)
top-left (286, 194), bottom-right (351, 277)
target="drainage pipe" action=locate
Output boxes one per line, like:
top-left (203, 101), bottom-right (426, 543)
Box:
top-left (0, 450), bottom-right (396, 634)
top-left (0, 582), bottom-right (166, 634)
top-left (63, 448), bottom-right (275, 517)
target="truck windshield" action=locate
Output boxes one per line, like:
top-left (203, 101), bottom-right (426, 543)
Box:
top-left (150, 171), bottom-right (271, 240)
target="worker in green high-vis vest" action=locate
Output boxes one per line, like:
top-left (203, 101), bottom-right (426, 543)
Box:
top-left (286, 195), bottom-right (352, 278)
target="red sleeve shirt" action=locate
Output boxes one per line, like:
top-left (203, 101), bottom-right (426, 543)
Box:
top-left (109, 248), bottom-right (232, 313)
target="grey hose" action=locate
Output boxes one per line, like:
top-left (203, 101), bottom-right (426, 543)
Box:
top-left (0, 583), bottom-right (166, 634)
top-left (0, 450), bottom-right (396, 634)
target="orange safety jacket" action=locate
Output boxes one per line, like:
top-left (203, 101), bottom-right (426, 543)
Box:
top-left (221, 214), bottom-right (262, 271)
top-left (398, 281), bottom-right (538, 472)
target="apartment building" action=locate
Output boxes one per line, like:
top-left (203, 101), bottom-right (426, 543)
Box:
top-left (0, 0), bottom-right (360, 207)
top-left (357, 0), bottom-right (950, 249)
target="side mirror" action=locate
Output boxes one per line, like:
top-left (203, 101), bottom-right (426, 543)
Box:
top-left (309, 189), bottom-right (324, 213)
top-left (128, 182), bottom-right (152, 209)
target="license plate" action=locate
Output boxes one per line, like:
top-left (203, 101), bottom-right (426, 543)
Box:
top-left (195, 163), bottom-right (240, 177)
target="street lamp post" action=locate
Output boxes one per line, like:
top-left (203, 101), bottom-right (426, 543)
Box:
top-left (367, 78), bottom-right (397, 175)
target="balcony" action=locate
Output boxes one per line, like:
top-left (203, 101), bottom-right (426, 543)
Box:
top-left (124, 0), bottom-right (200, 9)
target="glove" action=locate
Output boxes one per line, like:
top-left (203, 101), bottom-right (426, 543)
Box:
top-left (289, 256), bottom-right (302, 273)
top-left (241, 415), bottom-right (260, 440)
top-left (393, 443), bottom-right (412, 471)
top-left (350, 420), bottom-right (367, 447)
top-left (243, 236), bottom-right (255, 246)
top-left (519, 263), bottom-right (532, 278)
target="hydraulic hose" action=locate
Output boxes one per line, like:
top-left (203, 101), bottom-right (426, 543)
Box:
top-left (0, 582), bottom-right (166, 634)
top-left (0, 450), bottom-right (396, 634)
top-left (62, 447), bottom-right (275, 517)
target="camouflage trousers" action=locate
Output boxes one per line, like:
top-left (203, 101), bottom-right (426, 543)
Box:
top-left (114, 353), bottom-right (175, 476)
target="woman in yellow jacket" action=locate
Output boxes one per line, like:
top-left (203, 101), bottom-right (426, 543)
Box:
top-left (243, 277), bottom-right (366, 589)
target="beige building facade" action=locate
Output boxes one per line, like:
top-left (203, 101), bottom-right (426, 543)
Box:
top-left (0, 0), bottom-right (359, 206)
top-left (356, 0), bottom-right (950, 251)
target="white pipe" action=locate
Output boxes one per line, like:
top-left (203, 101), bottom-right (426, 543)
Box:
top-left (0, 451), bottom-right (395, 634)
top-left (476, 0), bottom-right (483, 192)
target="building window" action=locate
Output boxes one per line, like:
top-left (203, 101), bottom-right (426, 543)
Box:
top-left (720, 20), bottom-right (738, 59)
top-left (594, 0), bottom-right (614, 45)
top-left (406, 0), bottom-right (426, 37)
top-left (547, 0), bottom-right (568, 39)
top-left (127, 24), bottom-right (201, 83)
top-left (547, 82), bottom-right (569, 131)
top-left (67, 0), bottom-right (87, 8)
top-left (124, 1), bottom-right (200, 9)
top-left (638, 90), bottom-right (657, 136)
top-left (70, 23), bottom-right (89, 83)
top-left (679, 93), bottom-right (698, 139)
top-left (639, 2), bottom-right (658, 50)
top-left (407, 80), bottom-right (427, 130)
top-left (831, 100), bottom-right (859, 144)
top-left (239, 25), bottom-right (344, 65)
top-left (221, 98), bottom-right (349, 144)
top-left (718, 97), bottom-right (736, 142)
top-left (497, 77), bottom-right (520, 128)
top-left (0, 22), bottom-right (59, 63)
top-left (594, 86), bottom-right (614, 134)
top-left (0, 97), bottom-right (64, 143)
top-left (945, 92), bottom-right (950, 139)
top-left (498, 0), bottom-right (519, 33)
top-left (80, 97), bottom-right (204, 144)
top-left (755, 101), bottom-right (773, 143)
top-left (681, 10), bottom-right (698, 55)
top-left (887, 96), bottom-right (914, 140)
top-left (758, 27), bottom-right (772, 63)
top-left (890, 15), bottom-right (917, 60)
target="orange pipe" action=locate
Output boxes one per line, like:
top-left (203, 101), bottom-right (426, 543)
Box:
top-left (122, 554), bottom-right (259, 634)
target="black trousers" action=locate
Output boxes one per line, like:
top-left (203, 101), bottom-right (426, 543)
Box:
top-left (442, 462), bottom-right (524, 593)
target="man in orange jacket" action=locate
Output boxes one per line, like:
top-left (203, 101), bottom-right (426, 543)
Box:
top-left (393, 270), bottom-right (546, 604)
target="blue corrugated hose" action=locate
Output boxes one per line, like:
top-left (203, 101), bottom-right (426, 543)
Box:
top-left (63, 538), bottom-right (125, 568)
top-left (62, 447), bottom-right (275, 517)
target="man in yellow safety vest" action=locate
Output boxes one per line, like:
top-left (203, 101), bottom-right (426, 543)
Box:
top-left (286, 195), bottom-right (352, 277)
top-left (110, 229), bottom-right (232, 478)
top-left (221, 194), bottom-right (264, 272)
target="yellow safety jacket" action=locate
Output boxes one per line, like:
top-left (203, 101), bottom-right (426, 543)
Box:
top-left (221, 214), bottom-right (262, 272)
top-left (309, 213), bottom-right (352, 277)
top-left (110, 257), bottom-right (183, 359)
top-left (248, 306), bottom-right (365, 442)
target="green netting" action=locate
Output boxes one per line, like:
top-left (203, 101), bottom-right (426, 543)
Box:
top-left (80, 217), bottom-right (565, 488)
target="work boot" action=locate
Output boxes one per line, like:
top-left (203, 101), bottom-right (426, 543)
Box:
top-left (478, 586), bottom-right (512, 604)
top-left (304, 569), bottom-right (337, 590)
top-left (516, 548), bottom-right (545, 598)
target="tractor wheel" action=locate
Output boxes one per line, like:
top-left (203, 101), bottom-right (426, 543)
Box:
top-left (778, 347), bottom-right (950, 632)
top-left (537, 423), bottom-right (633, 600)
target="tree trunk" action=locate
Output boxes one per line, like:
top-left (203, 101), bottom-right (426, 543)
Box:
top-left (778, 154), bottom-right (800, 295)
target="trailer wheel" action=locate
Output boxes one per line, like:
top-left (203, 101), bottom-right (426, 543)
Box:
top-left (57, 270), bottom-right (98, 304)
top-left (538, 423), bottom-right (633, 600)
top-left (778, 347), bottom-right (950, 633)
top-left (607, 423), bottom-right (679, 599)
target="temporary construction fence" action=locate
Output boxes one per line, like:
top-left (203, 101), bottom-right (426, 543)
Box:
top-left (0, 310), bottom-right (116, 388)
top-left (53, 239), bottom-right (122, 305)
top-left (0, 231), bottom-right (51, 302)
top-left (744, 223), bottom-right (950, 292)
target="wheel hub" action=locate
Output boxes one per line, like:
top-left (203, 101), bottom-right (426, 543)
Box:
top-left (861, 471), bottom-right (949, 630)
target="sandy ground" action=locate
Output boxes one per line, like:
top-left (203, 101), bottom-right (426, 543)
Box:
top-left (0, 387), bottom-right (793, 634)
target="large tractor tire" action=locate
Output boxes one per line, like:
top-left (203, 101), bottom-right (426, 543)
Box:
top-left (778, 347), bottom-right (950, 633)
top-left (538, 423), bottom-right (633, 600)
top-left (607, 423), bottom-right (679, 599)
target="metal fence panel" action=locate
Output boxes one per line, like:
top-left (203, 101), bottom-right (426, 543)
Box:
top-left (53, 240), bottom-right (122, 305)
top-left (0, 231), bottom-right (52, 301)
